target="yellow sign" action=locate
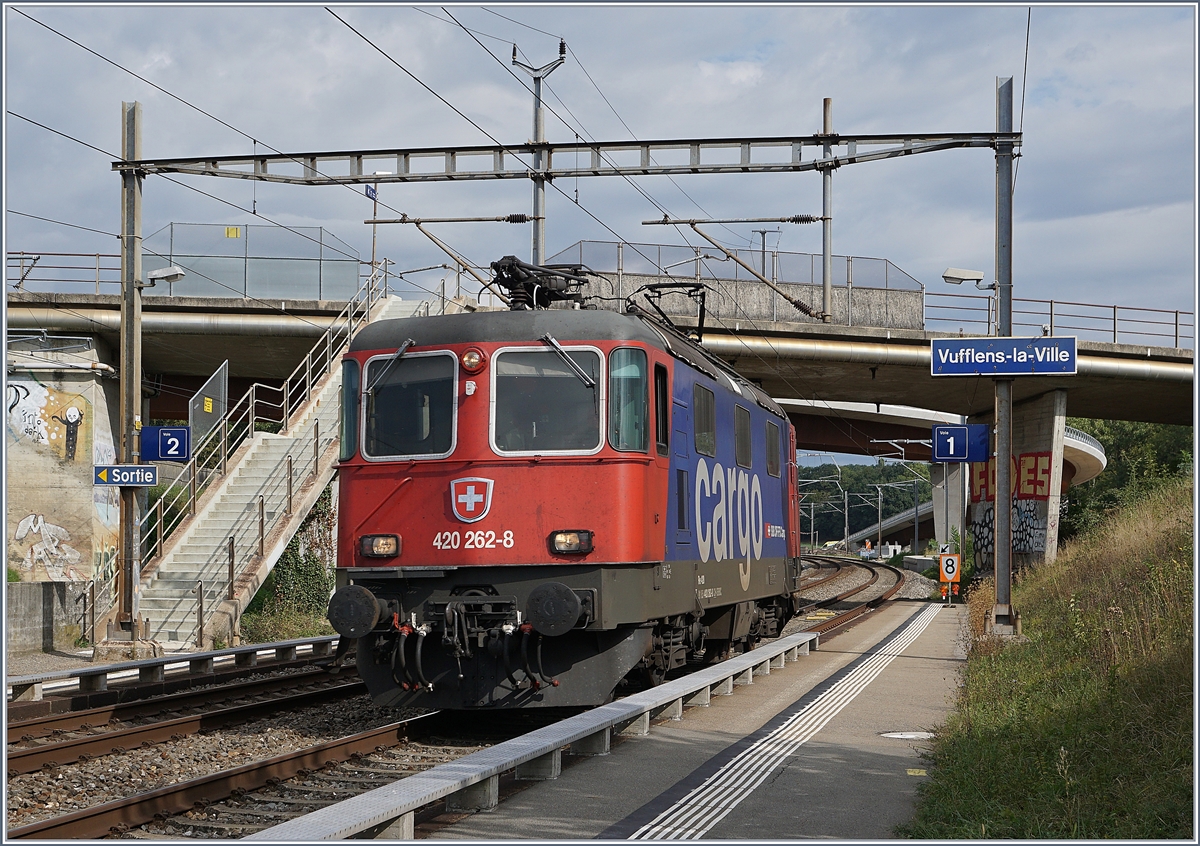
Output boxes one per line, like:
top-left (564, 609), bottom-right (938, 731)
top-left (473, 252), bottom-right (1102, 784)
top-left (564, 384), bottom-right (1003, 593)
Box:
top-left (97, 468), bottom-right (108, 482)
top-left (225, 226), bottom-right (241, 238)
top-left (203, 397), bottom-right (213, 414)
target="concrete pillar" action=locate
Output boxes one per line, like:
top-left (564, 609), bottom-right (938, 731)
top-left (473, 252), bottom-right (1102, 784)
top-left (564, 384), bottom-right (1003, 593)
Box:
top-left (447, 775), bottom-right (499, 812)
top-left (965, 389), bottom-right (1068, 574)
top-left (931, 462), bottom-right (966, 552)
top-left (1012, 389), bottom-right (1068, 567)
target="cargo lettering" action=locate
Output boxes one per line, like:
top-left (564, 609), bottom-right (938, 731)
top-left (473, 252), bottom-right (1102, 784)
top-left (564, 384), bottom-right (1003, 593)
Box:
top-left (694, 458), bottom-right (763, 590)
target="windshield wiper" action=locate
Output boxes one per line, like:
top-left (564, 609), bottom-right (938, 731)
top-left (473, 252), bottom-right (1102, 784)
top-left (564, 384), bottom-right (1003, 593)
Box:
top-left (540, 333), bottom-right (596, 388)
top-left (365, 338), bottom-right (415, 395)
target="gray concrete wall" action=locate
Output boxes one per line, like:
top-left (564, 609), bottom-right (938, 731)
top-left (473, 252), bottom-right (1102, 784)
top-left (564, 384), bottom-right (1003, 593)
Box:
top-left (5, 581), bottom-right (91, 653)
top-left (586, 273), bottom-right (925, 330)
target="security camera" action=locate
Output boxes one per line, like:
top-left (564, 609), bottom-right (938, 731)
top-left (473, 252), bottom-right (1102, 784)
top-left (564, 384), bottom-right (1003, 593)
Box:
top-left (942, 267), bottom-right (986, 286)
top-left (146, 265), bottom-right (186, 286)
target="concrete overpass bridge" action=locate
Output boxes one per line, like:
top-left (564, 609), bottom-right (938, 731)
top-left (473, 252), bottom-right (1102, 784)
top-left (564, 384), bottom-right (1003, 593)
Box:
top-left (5, 243), bottom-right (1192, 649)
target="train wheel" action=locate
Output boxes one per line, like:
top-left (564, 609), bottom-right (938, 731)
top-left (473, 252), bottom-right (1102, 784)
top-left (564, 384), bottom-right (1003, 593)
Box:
top-left (644, 663), bottom-right (669, 687)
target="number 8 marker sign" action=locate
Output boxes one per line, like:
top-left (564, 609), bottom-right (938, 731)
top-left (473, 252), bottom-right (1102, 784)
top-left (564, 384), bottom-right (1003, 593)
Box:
top-left (939, 553), bottom-right (961, 583)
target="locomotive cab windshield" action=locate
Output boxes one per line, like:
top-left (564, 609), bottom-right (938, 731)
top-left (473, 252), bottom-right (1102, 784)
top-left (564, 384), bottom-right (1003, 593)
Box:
top-left (491, 348), bottom-right (601, 454)
top-left (363, 352), bottom-right (456, 459)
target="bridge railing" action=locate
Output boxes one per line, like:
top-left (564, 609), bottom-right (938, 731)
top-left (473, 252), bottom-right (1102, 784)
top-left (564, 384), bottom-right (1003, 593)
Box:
top-left (924, 291), bottom-right (1194, 349)
top-left (6, 250), bottom-right (383, 297)
top-left (6, 251), bottom-right (122, 293)
top-left (135, 268), bottom-right (386, 568)
top-left (549, 240), bottom-right (923, 291)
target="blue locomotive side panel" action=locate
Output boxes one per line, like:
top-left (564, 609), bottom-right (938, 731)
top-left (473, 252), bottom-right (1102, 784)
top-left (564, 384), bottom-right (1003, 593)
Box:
top-left (663, 360), bottom-right (791, 604)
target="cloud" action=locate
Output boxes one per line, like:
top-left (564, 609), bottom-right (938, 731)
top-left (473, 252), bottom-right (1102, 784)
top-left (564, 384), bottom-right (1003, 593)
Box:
top-left (3, 4), bottom-right (1193, 319)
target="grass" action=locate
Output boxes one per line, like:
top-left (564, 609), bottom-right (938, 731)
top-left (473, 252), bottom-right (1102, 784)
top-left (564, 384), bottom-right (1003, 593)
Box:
top-left (898, 476), bottom-right (1193, 839)
top-left (239, 607), bottom-right (334, 644)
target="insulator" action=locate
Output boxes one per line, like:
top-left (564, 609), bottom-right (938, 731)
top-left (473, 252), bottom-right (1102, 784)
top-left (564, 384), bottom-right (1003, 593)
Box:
top-left (505, 214), bottom-right (530, 223)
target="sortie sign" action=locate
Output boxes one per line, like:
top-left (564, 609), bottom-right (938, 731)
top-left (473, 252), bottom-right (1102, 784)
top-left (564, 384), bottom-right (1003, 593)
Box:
top-left (931, 337), bottom-right (1077, 376)
top-left (94, 465), bottom-right (159, 486)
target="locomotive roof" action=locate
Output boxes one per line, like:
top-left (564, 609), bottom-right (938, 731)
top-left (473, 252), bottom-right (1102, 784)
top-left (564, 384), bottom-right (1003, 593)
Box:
top-left (350, 308), bottom-right (668, 352)
top-left (350, 306), bottom-right (786, 420)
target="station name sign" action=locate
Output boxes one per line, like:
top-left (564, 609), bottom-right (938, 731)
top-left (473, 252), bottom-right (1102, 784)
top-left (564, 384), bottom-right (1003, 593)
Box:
top-left (931, 337), bottom-right (1077, 376)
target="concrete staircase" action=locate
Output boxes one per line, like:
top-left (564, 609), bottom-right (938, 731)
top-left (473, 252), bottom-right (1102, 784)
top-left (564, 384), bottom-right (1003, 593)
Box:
top-left (138, 296), bottom-right (428, 646)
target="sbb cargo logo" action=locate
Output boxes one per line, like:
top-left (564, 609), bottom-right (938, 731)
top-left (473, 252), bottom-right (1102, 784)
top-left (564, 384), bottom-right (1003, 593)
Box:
top-left (694, 458), bottom-right (764, 592)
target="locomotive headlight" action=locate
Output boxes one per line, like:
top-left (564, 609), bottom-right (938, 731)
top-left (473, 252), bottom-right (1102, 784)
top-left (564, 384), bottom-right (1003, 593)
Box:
top-left (549, 530), bottom-right (594, 554)
top-left (360, 534), bottom-right (401, 557)
top-left (460, 347), bottom-right (486, 372)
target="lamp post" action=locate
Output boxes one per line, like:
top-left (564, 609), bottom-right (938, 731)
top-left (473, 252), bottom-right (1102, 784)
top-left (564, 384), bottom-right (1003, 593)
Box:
top-left (936, 78), bottom-right (1018, 634)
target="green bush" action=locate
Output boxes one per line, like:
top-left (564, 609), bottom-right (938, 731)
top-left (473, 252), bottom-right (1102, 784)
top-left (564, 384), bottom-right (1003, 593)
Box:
top-left (7, 567), bottom-right (22, 583)
top-left (241, 483), bottom-right (337, 643)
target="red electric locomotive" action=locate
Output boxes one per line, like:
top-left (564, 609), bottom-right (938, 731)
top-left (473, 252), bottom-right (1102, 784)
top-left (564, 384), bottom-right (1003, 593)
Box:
top-left (327, 257), bottom-right (804, 709)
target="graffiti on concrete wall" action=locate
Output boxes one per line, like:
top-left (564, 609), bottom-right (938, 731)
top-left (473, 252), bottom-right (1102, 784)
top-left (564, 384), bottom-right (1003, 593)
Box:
top-left (1012, 499), bottom-right (1047, 554)
top-left (969, 498), bottom-right (1051, 569)
top-left (13, 514), bottom-right (85, 581)
top-left (51, 406), bottom-right (85, 460)
top-left (6, 374), bottom-right (111, 583)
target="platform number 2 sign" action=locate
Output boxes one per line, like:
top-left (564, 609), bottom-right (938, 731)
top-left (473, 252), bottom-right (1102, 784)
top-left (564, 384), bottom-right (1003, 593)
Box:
top-left (939, 553), bottom-right (961, 583)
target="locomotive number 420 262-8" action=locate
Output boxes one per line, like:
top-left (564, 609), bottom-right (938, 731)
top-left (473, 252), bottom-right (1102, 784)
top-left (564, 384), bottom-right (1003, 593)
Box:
top-left (433, 530), bottom-right (515, 550)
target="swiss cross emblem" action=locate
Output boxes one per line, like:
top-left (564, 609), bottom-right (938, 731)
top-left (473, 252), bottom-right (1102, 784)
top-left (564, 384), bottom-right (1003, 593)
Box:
top-left (450, 477), bottom-right (494, 523)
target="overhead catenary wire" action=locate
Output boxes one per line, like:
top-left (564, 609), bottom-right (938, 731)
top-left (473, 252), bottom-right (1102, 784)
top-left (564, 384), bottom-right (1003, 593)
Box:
top-left (432, 12), bottom-right (723, 278)
top-left (12, 9), bottom-right (915, 457)
top-left (470, 5), bottom-right (749, 248)
top-left (330, 6), bottom-right (678, 278)
top-left (11, 9), bottom-right (499, 300)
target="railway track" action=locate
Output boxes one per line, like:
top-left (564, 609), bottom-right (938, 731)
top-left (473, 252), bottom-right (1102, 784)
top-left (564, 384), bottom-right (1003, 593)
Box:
top-left (788, 555), bottom-right (908, 636)
top-left (6, 561), bottom-right (914, 840)
top-left (6, 669), bottom-right (366, 776)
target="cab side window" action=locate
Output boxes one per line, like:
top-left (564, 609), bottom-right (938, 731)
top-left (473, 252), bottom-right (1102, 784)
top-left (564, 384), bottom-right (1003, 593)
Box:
top-left (766, 419), bottom-right (781, 477)
top-left (734, 405), bottom-right (752, 468)
top-left (654, 364), bottom-right (669, 456)
top-left (693, 384), bottom-right (716, 457)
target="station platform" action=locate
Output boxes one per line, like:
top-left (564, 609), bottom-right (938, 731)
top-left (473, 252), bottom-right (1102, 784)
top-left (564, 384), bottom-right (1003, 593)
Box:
top-left (426, 599), bottom-right (967, 840)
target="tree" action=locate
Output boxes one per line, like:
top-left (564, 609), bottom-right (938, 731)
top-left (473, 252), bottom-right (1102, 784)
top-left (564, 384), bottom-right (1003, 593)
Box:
top-left (797, 459), bottom-right (931, 542)
top-left (1061, 419), bottom-right (1192, 539)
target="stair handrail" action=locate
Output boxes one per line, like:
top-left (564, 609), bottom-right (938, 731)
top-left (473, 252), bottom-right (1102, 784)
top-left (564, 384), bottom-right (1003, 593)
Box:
top-left (172, 400), bottom-right (340, 645)
top-left (135, 270), bottom-right (386, 568)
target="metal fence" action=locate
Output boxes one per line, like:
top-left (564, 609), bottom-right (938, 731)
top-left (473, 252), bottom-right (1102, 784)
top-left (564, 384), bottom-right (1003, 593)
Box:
top-left (924, 291), bottom-right (1194, 349)
top-left (142, 223), bottom-right (360, 300)
top-left (188, 361), bottom-right (229, 443)
top-left (547, 240), bottom-right (924, 290)
top-left (6, 251), bottom-right (122, 293)
top-left (7, 244), bottom-right (372, 301)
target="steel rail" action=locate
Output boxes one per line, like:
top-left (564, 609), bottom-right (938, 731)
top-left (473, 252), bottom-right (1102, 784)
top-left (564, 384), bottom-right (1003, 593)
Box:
top-left (5, 714), bottom-right (437, 840)
top-left (7, 666), bottom-right (352, 738)
top-left (796, 559), bottom-right (845, 591)
top-left (805, 560), bottom-right (906, 635)
top-left (7, 680), bottom-right (366, 775)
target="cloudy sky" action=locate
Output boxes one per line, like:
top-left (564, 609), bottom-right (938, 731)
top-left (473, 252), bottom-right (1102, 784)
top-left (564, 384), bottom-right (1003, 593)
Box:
top-left (4, 3), bottom-right (1196, 317)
